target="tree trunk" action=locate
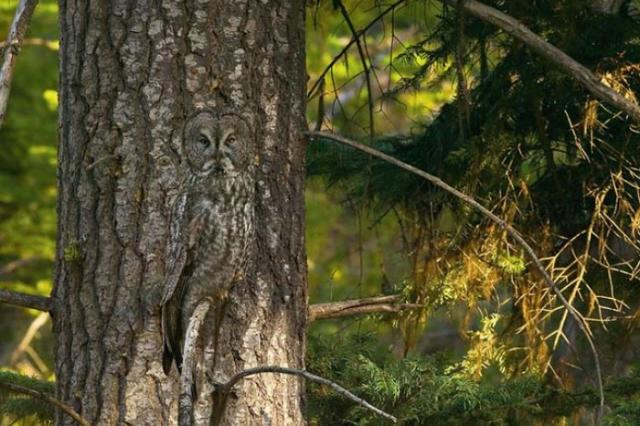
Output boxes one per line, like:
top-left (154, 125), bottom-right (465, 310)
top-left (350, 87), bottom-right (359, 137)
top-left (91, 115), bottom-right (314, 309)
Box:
top-left (53, 0), bottom-right (307, 424)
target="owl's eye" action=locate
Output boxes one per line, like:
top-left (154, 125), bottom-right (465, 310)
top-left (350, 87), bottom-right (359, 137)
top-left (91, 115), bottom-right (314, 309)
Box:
top-left (197, 135), bottom-right (210, 148)
top-left (227, 135), bottom-right (237, 145)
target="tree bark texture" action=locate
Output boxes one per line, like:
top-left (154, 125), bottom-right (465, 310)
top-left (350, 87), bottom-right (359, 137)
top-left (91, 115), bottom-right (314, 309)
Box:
top-left (53, 1), bottom-right (307, 424)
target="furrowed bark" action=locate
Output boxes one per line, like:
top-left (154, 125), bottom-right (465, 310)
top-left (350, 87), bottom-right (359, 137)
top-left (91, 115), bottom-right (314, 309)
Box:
top-left (54, 1), bottom-right (307, 424)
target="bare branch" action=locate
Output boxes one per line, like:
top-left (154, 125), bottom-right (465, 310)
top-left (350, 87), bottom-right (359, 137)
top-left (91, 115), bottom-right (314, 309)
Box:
top-left (309, 294), bottom-right (423, 321)
top-left (306, 130), bottom-right (604, 412)
top-left (0, 381), bottom-right (90, 426)
top-left (0, 289), bottom-right (51, 312)
top-left (307, 0), bottom-right (407, 100)
top-left (334, 0), bottom-right (375, 137)
top-left (444, 0), bottom-right (640, 122)
top-left (0, 0), bottom-right (39, 127)
top-left (217, 366), bottom-right (397, 423)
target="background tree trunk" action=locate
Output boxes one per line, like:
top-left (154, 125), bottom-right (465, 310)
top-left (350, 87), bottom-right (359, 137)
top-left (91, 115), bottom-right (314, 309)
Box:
top-left (53, 0), bottom-right (307, 424)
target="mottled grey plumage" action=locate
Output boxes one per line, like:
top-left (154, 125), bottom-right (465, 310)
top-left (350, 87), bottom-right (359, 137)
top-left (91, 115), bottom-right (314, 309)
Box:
top-left (161, 111), bottom-right (254, 374)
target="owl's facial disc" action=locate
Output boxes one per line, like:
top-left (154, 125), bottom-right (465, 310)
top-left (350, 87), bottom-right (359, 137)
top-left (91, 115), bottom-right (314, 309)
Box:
top-left (184, 110), bottom-right (250, 175)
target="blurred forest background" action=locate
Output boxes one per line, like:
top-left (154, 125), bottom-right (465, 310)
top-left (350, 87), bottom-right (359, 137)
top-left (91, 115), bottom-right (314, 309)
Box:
top-left (1, 0), bottom-right (640, 424)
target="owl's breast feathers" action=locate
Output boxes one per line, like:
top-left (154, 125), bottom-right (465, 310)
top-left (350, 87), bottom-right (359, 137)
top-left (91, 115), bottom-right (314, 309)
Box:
top-left (161, 174), bottom-right (254, 374)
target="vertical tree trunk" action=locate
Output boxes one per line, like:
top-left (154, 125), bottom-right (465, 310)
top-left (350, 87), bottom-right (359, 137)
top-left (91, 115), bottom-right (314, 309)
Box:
top-left (53, 0), bottom-right (307, 424)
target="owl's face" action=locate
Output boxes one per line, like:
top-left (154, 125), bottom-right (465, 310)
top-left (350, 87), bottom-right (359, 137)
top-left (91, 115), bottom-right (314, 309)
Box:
top-left (184, 111), bottom-right (251, 175)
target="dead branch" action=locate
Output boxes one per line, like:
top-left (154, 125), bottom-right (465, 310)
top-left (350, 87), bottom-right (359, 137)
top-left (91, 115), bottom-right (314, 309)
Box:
top-left (306, 130), bottom-right (604, 411)
top-left (307, 0), bottom-right (407, 100)
top-left (0, 0), bottom-right (39, 127)
top-left (0, 289), bottom-right (51, 312)
top-left (309, 294), bottom-right (423, 321)
top-left (444, 0), bottom-right (640, 122)
top-left (217, 366), bottom-right (397, 423)
top-left (0, 381), bottom-right (89, 426)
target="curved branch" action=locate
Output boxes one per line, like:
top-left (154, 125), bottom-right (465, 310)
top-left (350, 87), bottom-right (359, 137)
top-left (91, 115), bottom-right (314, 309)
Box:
top-left (218, 366), bottom-right (397, 423)
top-left (0, 381), bottom-right (89, 426)
top-left (0, 289), bottom-right (51, 312)
top-left (306, 130), bottom-right (604, 411)
top-left (445, 0), bottom-right (640, 122)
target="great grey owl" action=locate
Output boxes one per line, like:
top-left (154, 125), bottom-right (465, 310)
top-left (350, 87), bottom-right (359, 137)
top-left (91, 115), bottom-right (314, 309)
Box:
top-left (161, 111), bottom-right (254, 374)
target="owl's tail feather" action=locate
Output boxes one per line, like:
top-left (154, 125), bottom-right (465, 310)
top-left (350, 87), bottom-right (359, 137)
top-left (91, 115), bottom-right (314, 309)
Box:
top-left (162, 301), bottom-right (183, 374)
top-left (162, 335), bottom-right (184, 374)
top-left (162, 347), bottom-right (173, 375)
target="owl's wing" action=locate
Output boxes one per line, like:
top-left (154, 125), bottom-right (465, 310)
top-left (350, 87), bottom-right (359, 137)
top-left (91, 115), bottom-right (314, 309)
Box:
top-left (161, 190), bottom-right (213, 374)
top-left (161, 192), bottom-right (190, 374)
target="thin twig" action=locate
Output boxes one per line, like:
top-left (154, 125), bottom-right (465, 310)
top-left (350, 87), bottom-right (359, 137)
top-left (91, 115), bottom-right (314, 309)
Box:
top-left (309, 294), bottom-right (423, 321)
top-left (0, 381), bottom-right (89, 426)
top-left (335, 0), bottom-right (375, 137)
top-left (0, 289), bottom-right (51, 312)
top-left (307, 0), bottom-right (407, 100)
top-left (306, 130), bottom-right (605, 412)
top-left (217, 366), bottom-right (397, 423)
top-left (444, 0), bottom-right (640, 122)
top-left (0, 0), bottom-right (39, 127)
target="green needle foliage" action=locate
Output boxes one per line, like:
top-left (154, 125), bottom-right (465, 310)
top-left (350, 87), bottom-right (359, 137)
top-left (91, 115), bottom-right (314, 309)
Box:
top-left (0, 371), bottom-right (55, 424)
top-left (307, 333), bottom-right (640, 425)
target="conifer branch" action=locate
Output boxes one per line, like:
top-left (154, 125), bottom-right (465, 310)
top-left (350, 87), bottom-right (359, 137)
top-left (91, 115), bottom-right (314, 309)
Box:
top-left (309, 294), bottom-right (423, 321)
top-left (306, 130), bottom-right (605, 413)
top-left (0, 289), bottom-right (51, 312)
top-left (0, 381), bottom-right (89, 426)
top-left (0, 0), bottom-right (39, 128)
top-left (217, 366), bottom-right (397, 423)
top-left (443, 0), bottom-right (640, 122)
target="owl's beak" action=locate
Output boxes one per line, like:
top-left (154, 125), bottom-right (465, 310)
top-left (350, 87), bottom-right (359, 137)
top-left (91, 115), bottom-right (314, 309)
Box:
top-left (202, 159), bottom-right (224, 175)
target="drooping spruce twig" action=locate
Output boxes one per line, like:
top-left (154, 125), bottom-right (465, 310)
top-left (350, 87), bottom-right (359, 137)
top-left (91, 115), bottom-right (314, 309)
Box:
top-left (454, 0), bottom-right (471, 140)
top-left (443, 0), bottom-right (640, 122)
top-left (0, 0), bottom-right (39, 127)
top-left (334, 0), bottom-right (375, 137)
top-left (0, 381), bottom-right (89, 426)
top-left (0, 289), bottom-right (51, 312)
top-left (216, 366), bottom-right (397, 423)
top-left (306, 130), bottom-right (605, 412)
